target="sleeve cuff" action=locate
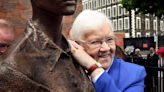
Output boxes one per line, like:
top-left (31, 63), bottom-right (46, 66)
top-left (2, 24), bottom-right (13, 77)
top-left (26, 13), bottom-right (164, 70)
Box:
top-left (92, 69), bottom-right (105, 83)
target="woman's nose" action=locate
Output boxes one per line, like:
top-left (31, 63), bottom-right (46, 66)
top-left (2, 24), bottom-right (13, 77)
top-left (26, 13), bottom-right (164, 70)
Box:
top-left (99, 41), bottom-right (110, 51)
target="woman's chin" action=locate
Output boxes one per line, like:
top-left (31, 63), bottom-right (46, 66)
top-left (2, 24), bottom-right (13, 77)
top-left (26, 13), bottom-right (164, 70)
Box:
top-left (98, 56), bottom-right (111, 63)
top-left (98, 57), bottom-right (112, 69)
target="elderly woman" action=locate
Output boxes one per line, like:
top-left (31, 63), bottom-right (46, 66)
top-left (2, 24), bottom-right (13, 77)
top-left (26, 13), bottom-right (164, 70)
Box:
top-left (69, 10), bottom-right (146, 92)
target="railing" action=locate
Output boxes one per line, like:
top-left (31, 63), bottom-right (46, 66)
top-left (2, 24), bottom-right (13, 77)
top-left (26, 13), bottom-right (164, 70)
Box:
top-left (144, 66), bottom-right (164, 92)
top-left (132, 57), bottom-right (163, 92)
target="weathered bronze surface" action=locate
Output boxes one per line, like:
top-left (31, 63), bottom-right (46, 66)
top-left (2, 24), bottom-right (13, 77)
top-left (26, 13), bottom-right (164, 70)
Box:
top-left (0, 0), bottom-right (95, 91)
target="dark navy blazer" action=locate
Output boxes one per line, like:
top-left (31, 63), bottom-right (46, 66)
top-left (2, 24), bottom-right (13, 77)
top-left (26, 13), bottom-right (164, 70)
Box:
top-left (94, 57), bottom-right (146, 92)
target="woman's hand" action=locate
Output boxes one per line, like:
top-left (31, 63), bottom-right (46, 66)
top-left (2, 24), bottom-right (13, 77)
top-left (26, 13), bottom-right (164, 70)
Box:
top-left (68, 40), bottom-right (104, 78)
top-left (67, 40), bottom-right (97, 69)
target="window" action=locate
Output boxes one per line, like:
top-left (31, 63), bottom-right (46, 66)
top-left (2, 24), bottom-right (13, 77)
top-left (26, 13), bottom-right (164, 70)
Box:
top-left (97, 0), bottom-right (99, 7)
top-left (118, 18), bottom-right (123, 30)
top-left (89, 1), bottom-right (92, 9)
top-left (92, 0), bottom-right (96, 9)
top-left (112, 0), bottom-right (116, 3)
top-left (145, 13), bottom-right (150, 16)
top-left (118, 4), bottom-right (122, 16)
top-left (107, 7), bottom-right (111, 18)
top-left (102, 8), bottom-right (106, 15)
top-left (136, 32), bottom-right (141, 37)
top-left (125, 33), bottom-right (130, 38)
top-left (153, 20), bottom-right (157, 31)
top-left (145, 18), bottom-right (150, 30)
top-left (107, 0), bottom-right (111, 5)
top-left (99, 0), bottom-right (102, 7)
top-left (117, 0), bottom-right (121, 2)
top-left (124, 8), bottom-right (129, 15)
top-left (112, 20), bottom-right (117, 31)
top-left (112, 5), bottom-right (117, 17)
top-left (124, 17), bottom-right (129, 29)
top-left (102, 0), bottom-right (106, 6)
top-left (95, 0), bottom-right (98, 8)
top-left (83, 2), bottom-right (88, 9)
top-left (97, 9), bottom-right (101, 12)
top-left (146, 32), bottom-right (150, 37)
top-left (136, 17), bottom-right (141, 29)
top-left (160, 21), bottom-right (164, 31)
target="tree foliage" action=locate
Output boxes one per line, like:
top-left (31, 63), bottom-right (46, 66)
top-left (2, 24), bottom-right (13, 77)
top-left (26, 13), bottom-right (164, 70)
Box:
top-left (121, 0), bottom-right (164, 18)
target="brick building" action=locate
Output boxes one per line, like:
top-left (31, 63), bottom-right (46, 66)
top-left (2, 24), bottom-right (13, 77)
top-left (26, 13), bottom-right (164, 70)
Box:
top-left (0, 0), bottom-right (32, 37)
top-left (0, 0), bottom-right (83, 38)
top-left (63, 0), bottom-right (83, 38)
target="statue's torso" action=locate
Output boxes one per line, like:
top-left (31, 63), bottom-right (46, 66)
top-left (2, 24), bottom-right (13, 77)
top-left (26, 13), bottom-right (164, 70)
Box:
top-left (0, 20), bottom-right (95, 92)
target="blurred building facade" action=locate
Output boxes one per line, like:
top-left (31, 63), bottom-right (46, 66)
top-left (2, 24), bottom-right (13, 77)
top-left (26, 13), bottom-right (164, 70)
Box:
top-left (82, 0), bottom-right (164, 39)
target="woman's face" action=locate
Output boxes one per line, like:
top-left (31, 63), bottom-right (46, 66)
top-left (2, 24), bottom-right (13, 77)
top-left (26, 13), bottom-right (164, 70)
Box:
top-left (32, 0), bottom-right (77, 15)
top-left (80, 21), bottom-right (116, 69)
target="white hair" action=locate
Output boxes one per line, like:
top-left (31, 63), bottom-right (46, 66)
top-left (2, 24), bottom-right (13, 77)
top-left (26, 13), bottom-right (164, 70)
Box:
top-left (69, 10), bottom-right (114, 41)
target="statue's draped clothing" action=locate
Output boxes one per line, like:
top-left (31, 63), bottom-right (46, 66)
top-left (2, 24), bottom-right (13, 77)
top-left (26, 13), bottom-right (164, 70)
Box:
top-left (0, 20), bottom-right (95, 92)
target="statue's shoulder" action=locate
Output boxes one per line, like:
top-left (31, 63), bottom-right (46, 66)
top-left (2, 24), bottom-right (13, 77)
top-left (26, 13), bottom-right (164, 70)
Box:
top-left (0, 62), bottom-right (49, 92)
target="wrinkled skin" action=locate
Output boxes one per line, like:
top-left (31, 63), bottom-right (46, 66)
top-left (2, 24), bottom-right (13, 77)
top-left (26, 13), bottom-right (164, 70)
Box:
top-left (80, 21), bottom-right (116, 69)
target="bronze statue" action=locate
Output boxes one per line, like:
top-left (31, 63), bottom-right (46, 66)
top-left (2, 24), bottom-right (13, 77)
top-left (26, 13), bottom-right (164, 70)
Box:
top-left (0, 0), bottom-right (95, 92)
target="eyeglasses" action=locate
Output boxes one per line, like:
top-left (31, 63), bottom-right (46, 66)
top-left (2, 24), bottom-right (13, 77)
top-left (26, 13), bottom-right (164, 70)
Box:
top-left (80, 36), bottom-right (115, 49)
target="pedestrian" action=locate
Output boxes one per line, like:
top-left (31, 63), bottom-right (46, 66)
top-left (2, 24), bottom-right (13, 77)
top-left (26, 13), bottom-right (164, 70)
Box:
top-left (146, 47), bottom-right (159, 91)
top-left (147, 47), bottom-right (159, 67)
top-left (133, 48), bottom-right (146, 66)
